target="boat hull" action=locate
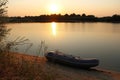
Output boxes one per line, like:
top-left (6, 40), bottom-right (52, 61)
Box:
top-left (45, 51), bottom-right (99, 68)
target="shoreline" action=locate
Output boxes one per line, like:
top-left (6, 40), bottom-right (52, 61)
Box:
top-left (1, 52), bottom-right (120, 80)
top-left (10, 52), bottom-right (120, 80)
top-left (13, 52), bottom-right (120, 72)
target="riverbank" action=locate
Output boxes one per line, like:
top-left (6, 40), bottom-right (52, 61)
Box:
top-left (9, 14), bottom-right (120, 23)
top-left (0, 52), bottom-right (120, 80)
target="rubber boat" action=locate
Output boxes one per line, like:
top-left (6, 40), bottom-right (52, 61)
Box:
top-left (45, 51), bottom-right (99, 68)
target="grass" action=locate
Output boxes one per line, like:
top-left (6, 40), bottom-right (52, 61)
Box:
top-left (0, 52), bottom-right (60, 80)
top-left (0, 36), bottom-right (60, 80)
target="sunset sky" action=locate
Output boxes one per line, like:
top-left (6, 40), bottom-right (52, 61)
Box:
top-left (8, 0), bottom-right (120, 17)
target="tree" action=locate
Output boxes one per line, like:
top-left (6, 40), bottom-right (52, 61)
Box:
top-left (82, 13), bottom-right (86, 17)
top-left (0, 0), bottom-right (8, 14)
top-left (0, 0), bottom-right (8, 52)
top-left (0, 0), bottom-right (8, 23)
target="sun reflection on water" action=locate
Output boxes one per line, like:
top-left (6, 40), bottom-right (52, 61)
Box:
top-left (51, 22), bottom-right (57, 36)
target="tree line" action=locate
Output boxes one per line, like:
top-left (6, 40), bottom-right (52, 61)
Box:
top-left (9, 13), bottom-right (120, 23)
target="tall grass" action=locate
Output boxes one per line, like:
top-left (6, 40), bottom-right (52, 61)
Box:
top-left (0, 38), bottom-right (60, 80)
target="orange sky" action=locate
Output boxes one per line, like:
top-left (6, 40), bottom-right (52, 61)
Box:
top-left (8, 0), bottom-right (120, 17)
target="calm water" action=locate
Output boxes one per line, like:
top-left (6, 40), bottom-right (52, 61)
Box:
top-left (7, 22), bottom-right (120, 71)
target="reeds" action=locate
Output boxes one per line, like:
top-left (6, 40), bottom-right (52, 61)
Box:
top-left (0, 53), bottom-right (60, 80)
top-left (0, 37), bottom-right (60, 80)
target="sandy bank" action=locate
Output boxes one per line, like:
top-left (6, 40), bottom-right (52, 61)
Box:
top-left (1, 52), bottom-right (120, 80)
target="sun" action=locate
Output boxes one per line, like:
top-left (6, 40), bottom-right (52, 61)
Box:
top-left (49, 4), bottom-right (60, 14)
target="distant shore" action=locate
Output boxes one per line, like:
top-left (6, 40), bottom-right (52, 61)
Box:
top-left (1, 52), bottom-right (120, 80)
top-left (8, 14), bottom-right (120, 23)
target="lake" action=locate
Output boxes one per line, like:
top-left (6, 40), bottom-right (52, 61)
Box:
top-left (7, 22), bottom-right (120, 71)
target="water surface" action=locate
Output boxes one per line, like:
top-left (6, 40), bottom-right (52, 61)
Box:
top-left (7, 22), bottom-right (120, 71)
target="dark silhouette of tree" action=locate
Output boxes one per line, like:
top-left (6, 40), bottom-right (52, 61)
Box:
top-left (0, 0), bottom-right (9, 52)
top-left (0, 0), bottom-right (8, 23)
top-left (112, 14), bottom-right (120, 18)
top-left (70, 13), bottom-right (76, 17)
top-left (82, 13), bottom-right (86, 17)
top-left (87, 15), bottom-right (95, 18)
top-left (64, 14), bottom-right (69, 17)
top-left (8, 13), bottom-right (120, 23)
top-left (0, 0), bottom-right (7, 15)
top-left (111, 14), bottom-right (120, 22)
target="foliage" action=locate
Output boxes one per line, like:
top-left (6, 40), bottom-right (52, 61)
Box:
top-left (0, 0), bottom-right (8, 36)
top-left (0, 0), bottom-right (8, 53)
top-left (0, 0), bottom-right (8, 16)
top-left (0, 51), bottom-right (60, 80)
top-left (9, 13), bottom-right (120, 23)
top-left (0, 0), bottom-right (8, 23)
